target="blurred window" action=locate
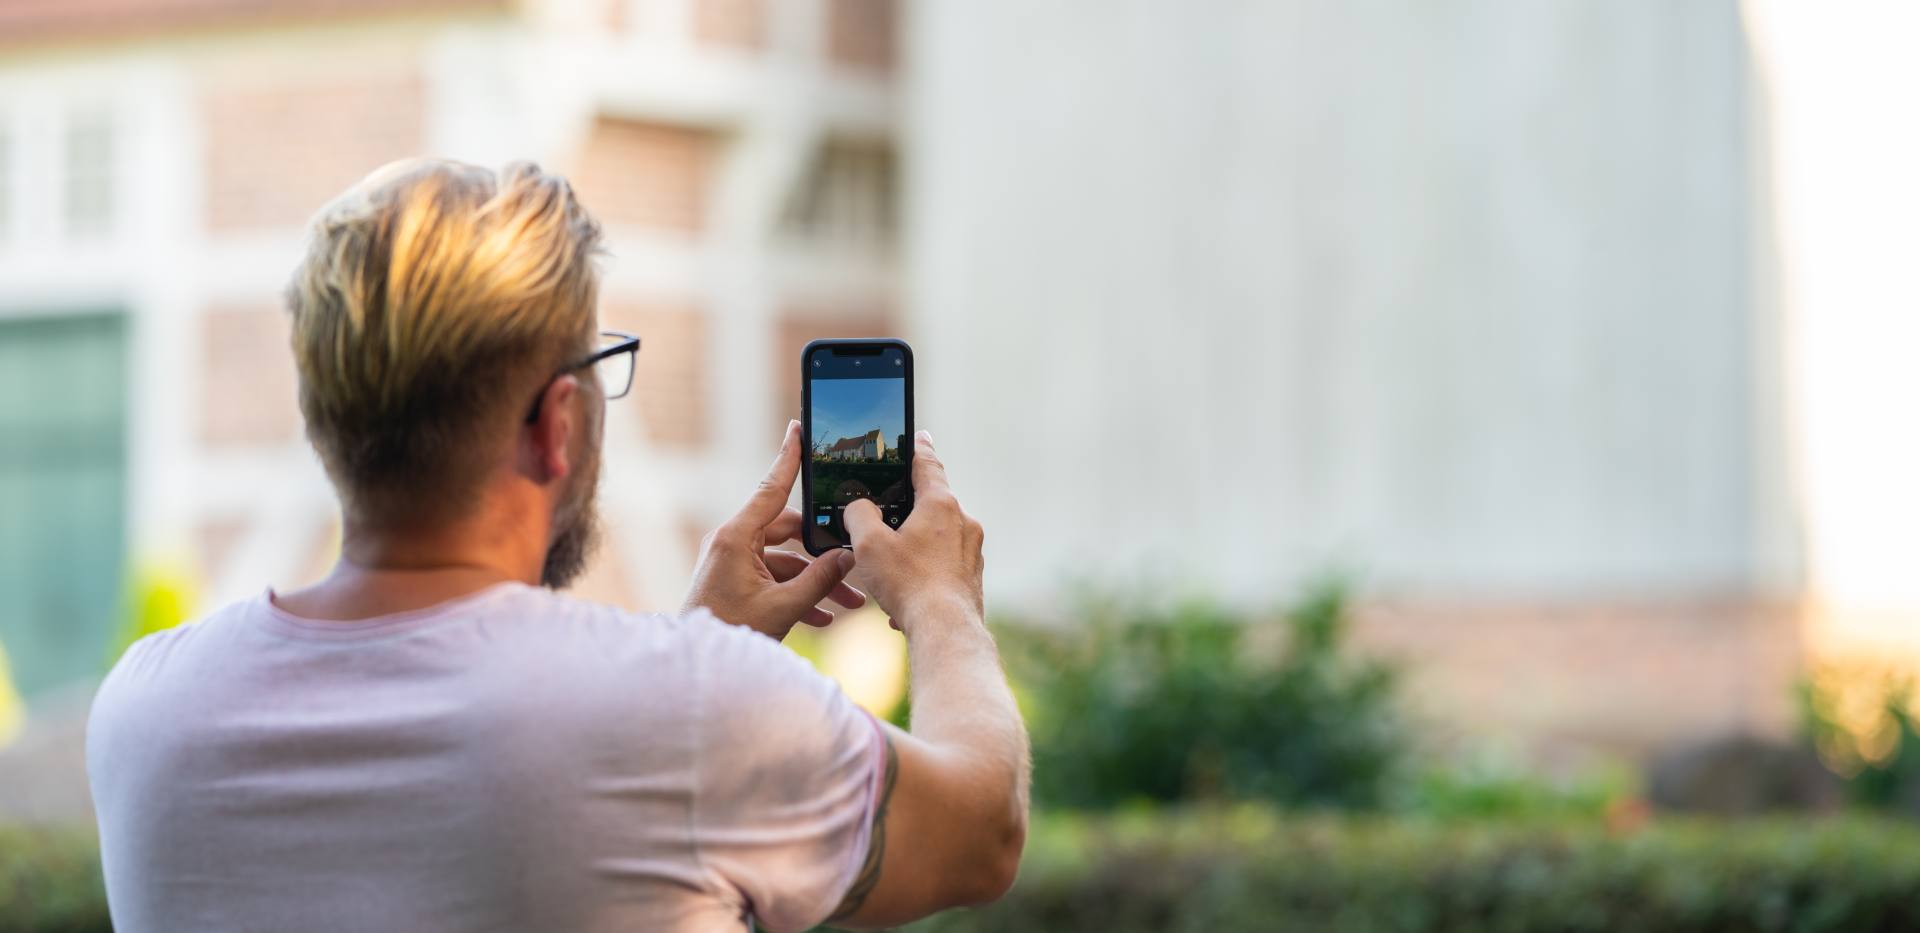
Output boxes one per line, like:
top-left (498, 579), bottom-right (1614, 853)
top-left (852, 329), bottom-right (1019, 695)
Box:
top-left (826, 0), bottom-right (896, 72)
top-left (779, 139), bottom-right (896, 249)
top-left (0, 313), bottom-right (127, 700)
top-left (572, 118), bottom-right (717, 233)
top-left (64, 109), bottom-right (114, 238)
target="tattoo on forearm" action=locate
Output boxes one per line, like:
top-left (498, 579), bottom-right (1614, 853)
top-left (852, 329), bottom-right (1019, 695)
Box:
top-left (829, 731), bottom-right (899, 922)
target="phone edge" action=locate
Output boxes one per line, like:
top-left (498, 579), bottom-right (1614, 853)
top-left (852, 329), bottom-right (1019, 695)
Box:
top-left (800, 337), bottom-right (914, 556)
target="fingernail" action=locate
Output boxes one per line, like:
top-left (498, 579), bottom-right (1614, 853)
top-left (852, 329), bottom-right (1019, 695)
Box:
top-left (836, 549), bottom-right (856, 571)
top-left (917, 429), bottom-right (933, 445)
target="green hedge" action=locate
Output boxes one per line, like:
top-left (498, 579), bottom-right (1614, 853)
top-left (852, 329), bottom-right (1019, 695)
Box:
top-left (999, 585), bottom-right (1407, 811)
top-left (0, 826), bottom-right (107, 933)
top-left (904, 808), bottom-right (1920, 933)
top-left (15, 812), bottom-right (1920, 932)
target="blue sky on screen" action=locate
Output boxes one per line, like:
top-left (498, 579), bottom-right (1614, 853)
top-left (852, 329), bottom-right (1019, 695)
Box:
top-left (811, 377), bottom-right (906, 451)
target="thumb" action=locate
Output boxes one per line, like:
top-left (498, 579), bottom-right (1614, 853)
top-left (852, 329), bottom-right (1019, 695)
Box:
top-left (775, 549), bottom-right (854, 618)
top-left (844, 498), bottom-right (887, 546)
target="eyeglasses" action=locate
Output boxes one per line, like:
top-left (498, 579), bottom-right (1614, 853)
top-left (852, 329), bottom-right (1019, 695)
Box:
top-left (524, 330), bottom-right (641, 424)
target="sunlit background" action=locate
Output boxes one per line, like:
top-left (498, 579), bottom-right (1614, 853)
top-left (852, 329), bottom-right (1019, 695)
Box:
top-left (2, 0), bottom-right (1918, 927)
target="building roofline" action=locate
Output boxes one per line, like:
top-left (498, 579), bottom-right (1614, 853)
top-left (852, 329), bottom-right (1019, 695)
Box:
top-left (0, 0), bottom-right (510, 52)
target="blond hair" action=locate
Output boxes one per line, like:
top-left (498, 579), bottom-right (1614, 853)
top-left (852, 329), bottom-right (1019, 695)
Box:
top-left (286, 159), bottom-right (603, 526)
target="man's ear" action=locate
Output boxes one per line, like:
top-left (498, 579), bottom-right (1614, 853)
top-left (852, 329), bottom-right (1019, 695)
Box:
top-left (527, 374), bottom-right (580, 484)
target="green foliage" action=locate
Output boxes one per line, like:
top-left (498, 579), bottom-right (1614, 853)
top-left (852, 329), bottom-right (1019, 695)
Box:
top-left (108, 562), bottom-right (196, 667)
top-left (1799, 673), bottom-right (1920, 812)
top-left (19, 810), bottom-right (1920, 933)
top-left (782, 624), bottom-right (829, 669)
top-left (1410, 761), bottom-right (1631, 822)
top-left (0, 826), bottom-right (109, 933)
top-left (0, 643), bottom-right (22, 750)
top-left (884, 688), bottom-right (911, 731)
top-left (999, 582), bottom-right (1405, 810)
top-left (908, 808), bottom-right (1920, 933)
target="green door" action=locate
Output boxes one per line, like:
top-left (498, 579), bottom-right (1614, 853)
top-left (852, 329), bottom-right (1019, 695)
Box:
top-left (0, 313), bottom-right (127, 701)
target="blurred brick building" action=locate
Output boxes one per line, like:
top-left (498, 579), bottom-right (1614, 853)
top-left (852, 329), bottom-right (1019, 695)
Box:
top-left (0, 0), bottom-right (900, 699)
top-left (3, 0), bottom-right (1888, 786)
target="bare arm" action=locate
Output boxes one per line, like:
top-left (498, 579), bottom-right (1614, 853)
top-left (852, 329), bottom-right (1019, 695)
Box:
top-left (827, 434), bottom-right (1031, 928)
top-left (680, 425), bottom-right (1029, 927)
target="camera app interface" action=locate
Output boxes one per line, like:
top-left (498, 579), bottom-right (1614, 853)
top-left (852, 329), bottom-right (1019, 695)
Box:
top-left (808, 346), bottom-right (910, 549)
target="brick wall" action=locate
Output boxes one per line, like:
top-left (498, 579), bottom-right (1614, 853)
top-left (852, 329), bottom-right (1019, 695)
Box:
top-left (199, 306), bottom-right (301, 446)
top-left (692, 0), bottom-right (763, 49)
top-left (826, 0), bottom-right (895, 72)
top-left (1351, 598), bottom-right (1807, 766)
top-left (604, 0), bottom-right (629, 32)
top-left (602, 301), bottom-right (711, 450)
top-left (572, 119), bottom-right (719, 232)
top-left (0, 0), bottom-right (502, 49)
top-left (564, 534), bottom-right (642, 610)
top-left (203, 67), bottom-right (424, 230)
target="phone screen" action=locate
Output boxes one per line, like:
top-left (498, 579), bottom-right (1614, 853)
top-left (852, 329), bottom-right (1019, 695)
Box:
top-left (803, 341), bottom-right (913, 553)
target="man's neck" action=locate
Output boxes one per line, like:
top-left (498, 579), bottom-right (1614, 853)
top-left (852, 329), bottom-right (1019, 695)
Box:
top-left (272, 511), bottom-right (547, 623)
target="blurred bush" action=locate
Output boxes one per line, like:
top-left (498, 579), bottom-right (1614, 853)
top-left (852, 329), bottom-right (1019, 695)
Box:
top-left (998, 583), bottom-right (1405, 810)
top-left (108, 562), bottom-right (197, 666)
top-left (1412, 759), bottom-right (1632, 822)
top-left (16, 807), bottom-right (1920, 933)
top-left (907, 807), bottom-right (1920, 933)
top-left (1801, 672), bottom-right (1920, 815)
top-left (0, 826), bottom-right (108, 933)
top-left (0, 644), bottom-right (22, 750)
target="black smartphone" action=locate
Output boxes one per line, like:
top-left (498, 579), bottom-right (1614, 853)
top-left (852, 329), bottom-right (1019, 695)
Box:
top-left (801, 338), bottom-right (914, 555)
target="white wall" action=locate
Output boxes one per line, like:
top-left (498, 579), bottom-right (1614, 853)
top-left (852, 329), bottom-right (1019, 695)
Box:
top-left (905, 0), bottom-right (1794, 605)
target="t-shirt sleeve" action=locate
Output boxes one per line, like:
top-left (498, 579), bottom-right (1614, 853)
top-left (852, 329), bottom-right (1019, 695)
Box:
top-left (687, 613), bottom-right (885, 932)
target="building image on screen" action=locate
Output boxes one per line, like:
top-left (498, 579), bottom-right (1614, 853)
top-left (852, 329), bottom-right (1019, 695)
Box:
top-left (808, 368), bottom-right (909, 548)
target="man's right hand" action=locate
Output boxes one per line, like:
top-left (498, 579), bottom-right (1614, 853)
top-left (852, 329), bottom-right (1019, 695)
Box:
top-left (842, 431), bottom-right (985, 628)
top-left (822, 430), bottom-right (1028, 928)
top-left (682, 420), bottom-right (866, 642)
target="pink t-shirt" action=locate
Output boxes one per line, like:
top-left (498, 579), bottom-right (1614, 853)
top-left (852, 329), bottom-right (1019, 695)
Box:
top-left (86, 583), bottom-right (884, 932)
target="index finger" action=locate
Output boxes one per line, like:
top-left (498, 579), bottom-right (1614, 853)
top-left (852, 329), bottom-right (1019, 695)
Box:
top-left (910, 430), bottom-right (951, 499)
top-left (725, 421), bottom-right (802, 535)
